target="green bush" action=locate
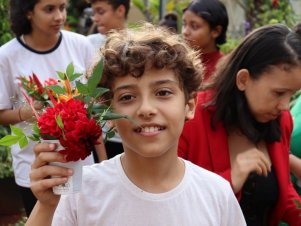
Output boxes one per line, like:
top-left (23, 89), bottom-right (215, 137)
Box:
top-left (0, 0), bottom-right (13, 46)
top-left (0, 126), bottom-right (13, 179)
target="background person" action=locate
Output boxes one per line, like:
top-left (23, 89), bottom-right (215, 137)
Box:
top-left (182, 0), bottom-right (228, 81)
top-left (0, 0), bottom-right (97, 216)
top-left (179, 24), bottom-right (301, 225)
top-left (86, 0), bottom-right (131, 160)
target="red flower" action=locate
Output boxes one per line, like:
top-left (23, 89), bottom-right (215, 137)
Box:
top-left (38, 98), bottom-right (102, 161)
top-left (272, 0), bottom-right (278, 8)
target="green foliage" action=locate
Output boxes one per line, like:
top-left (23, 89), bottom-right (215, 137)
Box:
top-left (0, 0), bottom-right (13, 45)
top-left (0, 126), bottom-right (14, 179)
top-left (219, 37), bottom-right (240, 54)
top-left (241, 0), bottom-right (298, 30)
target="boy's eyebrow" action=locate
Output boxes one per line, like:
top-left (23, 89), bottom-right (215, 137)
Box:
top-left (113, 79), bottom-right (179, 93)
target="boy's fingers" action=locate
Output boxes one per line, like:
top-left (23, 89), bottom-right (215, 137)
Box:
top-left (30, 165), bottom-right (73, 181)
top-left (34, 142), bottom-right (56, 156)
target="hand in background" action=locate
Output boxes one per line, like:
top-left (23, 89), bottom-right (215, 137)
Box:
top-left (231, 148), bottom-right (271, 193)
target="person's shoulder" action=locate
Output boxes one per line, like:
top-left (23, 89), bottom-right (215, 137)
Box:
top-left (0, 38), bottom-right (21, 60)
top-left (61, 30), bottom-right (91, 45)
top-left (82, 155), bottom-right (120, 184)
top-left (87, 33), bottom-right (106, 40)
top-left (185, 159), bottom-right (231, 190)
top-left (87, 33), bottom-right (107, 49)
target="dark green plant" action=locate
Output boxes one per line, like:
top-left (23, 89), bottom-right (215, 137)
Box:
top-left (239, 0), bottom-right (298, 30)
top-left (0, 126), bottom-right (13, 179)
top-left (0, 0), bottom-right (13, 45)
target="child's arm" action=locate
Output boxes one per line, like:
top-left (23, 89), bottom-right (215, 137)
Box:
top-left (289, 154), bottom-right (301, 179)
top-left (94, 137), bottom-right (108, 162)
top-left (25, 142), bottom-right (73, 226)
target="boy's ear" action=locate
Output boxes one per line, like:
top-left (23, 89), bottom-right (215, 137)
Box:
top-left (116, 5), bottom-right (126, 18)
top-left (185, 94), bottom-right (197, 121)
top-left (236, 69), bottom-right (250, 91)
top-left (211, 25), bottom-right (222, 39)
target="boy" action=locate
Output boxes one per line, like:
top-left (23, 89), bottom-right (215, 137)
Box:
top-left (87, 0), bottom-right (129, 49)
top-left (87, 0), bottom-right (131, 160)
top-left (26, 24), bottom-right (246, 226)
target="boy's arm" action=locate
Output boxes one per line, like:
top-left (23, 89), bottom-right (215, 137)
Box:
top-left (25, 202), bottom-right (57, 226)
top-left (26, 142), bottom-right (73, 225)
top-left (94, 137), bottom-right (108, 162)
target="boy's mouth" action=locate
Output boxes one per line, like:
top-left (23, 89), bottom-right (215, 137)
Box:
top-left (134, 125), bottom-right (165, 133)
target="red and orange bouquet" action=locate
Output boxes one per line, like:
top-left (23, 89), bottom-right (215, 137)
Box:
top-left (0, 60), bottom-right (125, 161)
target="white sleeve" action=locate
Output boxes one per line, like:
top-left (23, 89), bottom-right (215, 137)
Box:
top-left (0, 59), bottom-right (15, 110)
top-left (52, 195), bottom-right (77, 226)
top-left (222, 186), bottom-right (246, 226)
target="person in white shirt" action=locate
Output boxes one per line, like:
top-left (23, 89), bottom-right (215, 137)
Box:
top-left (0, 0), bottom-right (98, 216)
top-left (26, 24), bottom-right (246, 226)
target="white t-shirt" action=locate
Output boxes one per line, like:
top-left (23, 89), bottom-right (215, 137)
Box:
top-left (87, 33), bottom-right (106, 51)
top-left (0, 30), bottom-right (96, 187)
top-left (52, 155), bottom-right (246, 226)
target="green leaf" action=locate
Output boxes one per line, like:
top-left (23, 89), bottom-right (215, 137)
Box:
top-left (0, 135), bottom-right (21, 146)
top-left (10, 126), bottom-right (24, 136)
top-left (76, 81), bottom-right (89, 95)
top-left (69, 72), bottom-right (82, 82)
top-left (19, 136), bottom-right (28, 149)
top-left (88, 58), bottom-right (103, 93)
top-left (56, 71), bottom-right (65, 80)
top-left (47, 85), bottom-right (66, 95)
top-left (90, 87), bottom-right (109, 99)
top-left (33, 122), bottom-right (40, 138)
top-left (55, 114), bottom-right (64, 130)
top-left (66, 63), bottom-right (74, 80)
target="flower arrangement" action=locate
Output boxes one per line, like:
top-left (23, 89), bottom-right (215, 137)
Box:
top-left (0, 60), bottom-right (126, 161)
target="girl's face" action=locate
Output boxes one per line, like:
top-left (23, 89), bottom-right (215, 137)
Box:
top-left (182, 10), bottom-right (219, 53)
top-left (237, 65), bottom-right (301, 123)
top-left (91, 1), bottom-right (125, 34)
top-left (110, 68), bottom-right (195, 159)
top-left (27, 0), bottom-right (67, 36)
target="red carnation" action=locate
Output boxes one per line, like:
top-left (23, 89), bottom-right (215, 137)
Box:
top-left (38, 98), bottom-right (102, 161)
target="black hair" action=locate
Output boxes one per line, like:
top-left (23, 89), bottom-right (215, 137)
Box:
top-left (88, 0), bottom-right (130, 18)
top-left (183, 0), bottom-right (228, 45)
top-left (206, 24), bottom-right (301, 144)
top-left (9, 0), bottom-right (38, 36)
top-left (159, 12), bottom-right (178, 33)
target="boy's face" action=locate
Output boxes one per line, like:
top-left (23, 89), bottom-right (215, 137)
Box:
top-left (110, 68), bottom-right (196, 159)
top-left (91, 1), bottom-right (126, 34)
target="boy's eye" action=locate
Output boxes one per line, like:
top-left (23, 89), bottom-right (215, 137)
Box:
top-left (119, 94), bottom-right (134, 102)
top-left (157, 90), bottom-right (172, 97)
top-left (274, 91), bottom-right (285, 97)
top-left (59, 5), bottom-right (67, 12)
top-left (94, 9), bottom-right (105, 16)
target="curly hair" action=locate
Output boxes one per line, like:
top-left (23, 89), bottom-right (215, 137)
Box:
top-left (96, 23), bottom-right (203, 103)
top-left (9, 0), bottom-right (38, 36)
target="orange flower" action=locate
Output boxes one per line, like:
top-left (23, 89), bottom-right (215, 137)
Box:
top-left (58, 79), bottom-right (79, 103)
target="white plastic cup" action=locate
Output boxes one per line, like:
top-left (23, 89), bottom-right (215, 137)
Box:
top-left (43, 140), bottom-right (83, 195)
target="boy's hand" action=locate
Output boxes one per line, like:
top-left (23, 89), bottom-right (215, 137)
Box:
top-left (30, 142), bottom-right (73, 207)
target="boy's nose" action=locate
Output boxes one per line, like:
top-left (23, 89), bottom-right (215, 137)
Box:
top-left (137, 99), bottom-right (157, 119)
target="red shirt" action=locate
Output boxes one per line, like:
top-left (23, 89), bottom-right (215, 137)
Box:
top-left (201, 50), bottom-right (224, 81)
top-left (178, 91), bottom-right (301, 226)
